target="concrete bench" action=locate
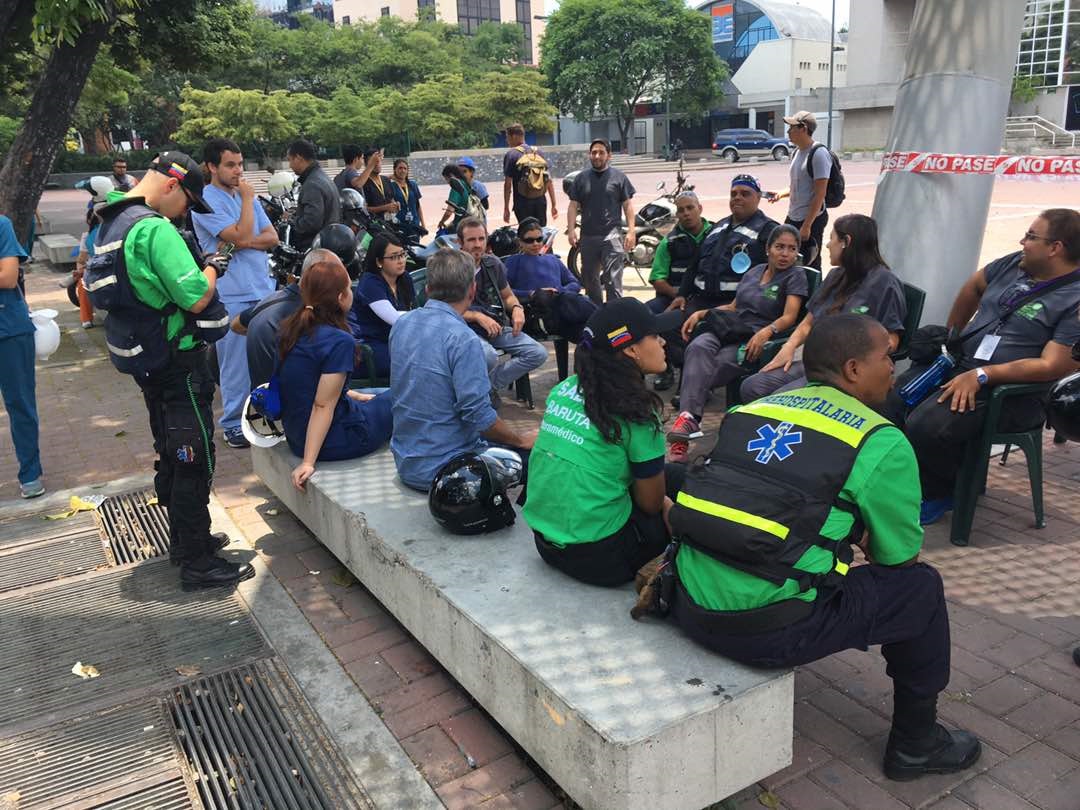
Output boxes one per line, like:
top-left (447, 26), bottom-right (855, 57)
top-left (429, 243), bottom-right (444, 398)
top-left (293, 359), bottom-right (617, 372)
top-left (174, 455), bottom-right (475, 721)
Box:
top-left (38, 233), bottom-right (80, 265)
top-left (253, 444), bottom-right (793, 810)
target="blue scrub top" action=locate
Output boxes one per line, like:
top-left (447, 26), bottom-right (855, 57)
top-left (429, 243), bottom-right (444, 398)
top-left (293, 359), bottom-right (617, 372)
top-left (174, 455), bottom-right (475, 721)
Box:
top-left (279, 324), bottom-right (368, 460)
top-left (0, 215), bottom-right (31, 340)
top-left (351, 272), bottom-right (416, 343)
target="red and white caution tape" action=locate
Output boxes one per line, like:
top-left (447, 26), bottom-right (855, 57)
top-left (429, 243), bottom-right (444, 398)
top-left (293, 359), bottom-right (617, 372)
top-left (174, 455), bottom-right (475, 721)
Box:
top-left (880, 151), bottom-right (1080, 179)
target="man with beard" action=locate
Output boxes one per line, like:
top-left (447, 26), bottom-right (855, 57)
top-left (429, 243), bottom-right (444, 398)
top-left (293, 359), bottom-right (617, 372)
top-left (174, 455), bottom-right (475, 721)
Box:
top-left (192, 138), bottom-right (278, 448)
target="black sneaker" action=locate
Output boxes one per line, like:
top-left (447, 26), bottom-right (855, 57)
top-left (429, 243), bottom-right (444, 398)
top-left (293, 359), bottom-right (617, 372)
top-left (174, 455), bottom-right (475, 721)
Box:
top-left (883, 723), bottom-right (981, 781)
top-left (180, 554), bottom-right (255, 591)
top-left (224, 427), bottom-right (250, 449)
top-left (170, 532), bottom-right (230, 566)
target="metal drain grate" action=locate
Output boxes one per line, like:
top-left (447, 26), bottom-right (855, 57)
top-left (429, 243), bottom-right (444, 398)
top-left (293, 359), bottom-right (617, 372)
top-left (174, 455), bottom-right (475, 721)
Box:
top-left (0, 563), bottom-right (268, 733)
top-left (96, 489), bottom-right (171, 564)
top-left (0, 512), bottom-right (108, 592)
top-left (93, 778), bottom-right (193, 809)
top-left (169, 658), bottom-right (374, 810)
top-left (0, 700), bottom-right (184, 809)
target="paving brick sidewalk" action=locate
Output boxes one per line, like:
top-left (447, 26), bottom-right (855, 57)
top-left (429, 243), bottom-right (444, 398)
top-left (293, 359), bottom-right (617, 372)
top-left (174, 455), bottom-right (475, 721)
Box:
top-left (8, 262), bottom-right (1080, 809)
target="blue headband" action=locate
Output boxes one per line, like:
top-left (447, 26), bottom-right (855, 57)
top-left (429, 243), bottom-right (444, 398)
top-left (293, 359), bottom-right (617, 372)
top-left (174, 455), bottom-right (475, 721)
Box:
top-left (731, 174), bottom-right (761, 193)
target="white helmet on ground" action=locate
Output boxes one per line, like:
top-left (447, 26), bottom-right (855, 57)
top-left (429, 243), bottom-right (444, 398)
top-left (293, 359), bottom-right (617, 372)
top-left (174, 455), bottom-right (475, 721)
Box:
top-left (242, 389), bottom-right (286, 448)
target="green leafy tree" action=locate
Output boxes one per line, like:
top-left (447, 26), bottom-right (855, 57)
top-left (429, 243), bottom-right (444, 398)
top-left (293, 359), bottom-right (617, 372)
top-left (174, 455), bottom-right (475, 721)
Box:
top-left (173, 86), bottom-right (294, 164)
top-left (0, 0), bottom-right (256, 243)
top-left (73, 48), bottom-right (141, 154)
top-left (470, 21), bottom-right (527, 65)
top-left (541, 0), bottom-right (727, 153)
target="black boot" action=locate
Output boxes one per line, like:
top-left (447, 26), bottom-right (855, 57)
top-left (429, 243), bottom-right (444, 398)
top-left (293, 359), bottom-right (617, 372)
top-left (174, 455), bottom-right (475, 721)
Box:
top-left (883, 691), bottom-right (981, 781)
top-left (170, 532), bottom-right (230, 566)
top-left (180, 554), bottom-right (255, 591)
top-left (1073, 647), bottom-right (1080, 667)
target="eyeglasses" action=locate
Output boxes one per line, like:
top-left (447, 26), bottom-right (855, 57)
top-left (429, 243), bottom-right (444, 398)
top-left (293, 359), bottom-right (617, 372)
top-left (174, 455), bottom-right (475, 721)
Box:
top-left (1022, 231), bottom-right (1058, 244)
top-left (520, 236), bottom-right (544, 244)
top-left (383, 251), bottom-right (408, 261)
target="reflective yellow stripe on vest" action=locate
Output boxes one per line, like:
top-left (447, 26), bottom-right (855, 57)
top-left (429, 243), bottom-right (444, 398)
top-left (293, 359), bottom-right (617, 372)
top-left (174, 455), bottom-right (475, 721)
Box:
top-left (676, 491), bottom-right (790, 540)
top-left (738, 400), bottom-right (867, 447)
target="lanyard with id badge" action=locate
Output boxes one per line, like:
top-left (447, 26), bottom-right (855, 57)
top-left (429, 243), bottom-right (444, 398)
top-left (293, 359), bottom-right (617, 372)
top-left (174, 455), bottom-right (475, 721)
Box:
top-left (900, 267), bottom-right (1080, 406)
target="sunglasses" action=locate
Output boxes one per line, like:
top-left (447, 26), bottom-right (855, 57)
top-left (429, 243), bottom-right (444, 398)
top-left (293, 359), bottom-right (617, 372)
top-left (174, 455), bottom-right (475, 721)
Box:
top-left (520, 236), bottom-right (544, 244)
top-left (383, 251), bottom-right (408, 261)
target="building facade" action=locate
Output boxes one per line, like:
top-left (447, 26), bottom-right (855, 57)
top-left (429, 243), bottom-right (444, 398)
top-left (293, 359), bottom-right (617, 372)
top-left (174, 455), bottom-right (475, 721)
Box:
top-left (331, 0), bottom-right (544, 65)
top-left (691, 0), bottom-right (840, 145)
top-left (835, 0), bottom-right (1079, 150)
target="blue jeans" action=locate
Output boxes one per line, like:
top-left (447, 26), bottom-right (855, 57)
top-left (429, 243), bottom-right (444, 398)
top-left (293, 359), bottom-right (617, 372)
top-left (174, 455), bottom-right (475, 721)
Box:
top-left (217, 299), bottom-right (258, 432)
top-left (482, 326), bottom-right (547, 389)
top-left (0, 332), bottom-right (41, 484)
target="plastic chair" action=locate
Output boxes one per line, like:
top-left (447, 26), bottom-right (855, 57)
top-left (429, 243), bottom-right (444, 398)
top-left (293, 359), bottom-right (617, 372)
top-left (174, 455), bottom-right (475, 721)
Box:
top-left (892, 282), bottom-right (926, 362)
top-left (950, 383), bottom-right (1048, 547)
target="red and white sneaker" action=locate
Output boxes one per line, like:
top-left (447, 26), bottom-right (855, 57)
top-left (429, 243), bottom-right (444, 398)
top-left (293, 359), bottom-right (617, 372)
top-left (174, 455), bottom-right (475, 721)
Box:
top-left (667, 438), bottom-right (690, 464)
top-left (668, 411), bottom-right (703, 440)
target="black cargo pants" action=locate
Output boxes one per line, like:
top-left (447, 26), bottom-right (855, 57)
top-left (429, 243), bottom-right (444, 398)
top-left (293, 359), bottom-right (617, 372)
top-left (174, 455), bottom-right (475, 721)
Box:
top-left (136, 349), bottom-right (217, 563)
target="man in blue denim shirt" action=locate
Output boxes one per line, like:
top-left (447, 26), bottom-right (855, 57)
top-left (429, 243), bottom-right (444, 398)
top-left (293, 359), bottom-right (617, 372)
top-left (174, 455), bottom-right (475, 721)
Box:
top-left (390, 249), bottom-right (536, 491)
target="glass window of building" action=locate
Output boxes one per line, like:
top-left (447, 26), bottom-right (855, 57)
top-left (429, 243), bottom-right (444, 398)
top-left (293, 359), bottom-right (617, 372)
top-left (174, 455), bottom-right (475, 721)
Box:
top-left (458, 0), bottom-right (501, 35)
top-left (1016, 0), bottom-right (1077, 87)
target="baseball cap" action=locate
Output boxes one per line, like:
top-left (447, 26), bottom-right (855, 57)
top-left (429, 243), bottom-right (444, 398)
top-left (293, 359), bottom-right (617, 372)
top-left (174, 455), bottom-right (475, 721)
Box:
top-left (150, 151), bottom-right (213, 214)
top-left (782, 110), bottom-right (817, 132)
top-left (581, 298), bottom-right (683, 352)
top-left (456, 156), bottom-right (476, 170)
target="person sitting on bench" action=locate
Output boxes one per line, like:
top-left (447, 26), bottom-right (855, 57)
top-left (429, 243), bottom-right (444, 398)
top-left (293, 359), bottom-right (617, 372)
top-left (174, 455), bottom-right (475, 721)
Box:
top-left (503, 217), bottom-right (596, 342)
top-left (278, 259), bottom-right (394, 491)
top-left (668, 313), bottom-right (981, 783)
top-left (526, 298), bottom-right (683, 586)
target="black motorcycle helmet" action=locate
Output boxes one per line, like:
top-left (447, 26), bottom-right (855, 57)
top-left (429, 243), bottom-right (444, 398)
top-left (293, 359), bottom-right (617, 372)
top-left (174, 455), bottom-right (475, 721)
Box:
top-left (1048, 369), bottom-right (1080, 442)
top-left (312, 223), bottom-right (361, 280)
top-left (488, 226), bottom-right (518, 258)
top-left (428, 448), bottom-right (525, 535)
top-left (340, 188), bottom-right (366, 229)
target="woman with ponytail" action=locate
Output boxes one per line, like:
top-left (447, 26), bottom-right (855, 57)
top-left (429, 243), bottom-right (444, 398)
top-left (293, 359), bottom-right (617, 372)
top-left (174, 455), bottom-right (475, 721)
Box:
top-left (278, 260), bottom-right (394, 490)
top-left (524, 297), bottom-right (683, 586)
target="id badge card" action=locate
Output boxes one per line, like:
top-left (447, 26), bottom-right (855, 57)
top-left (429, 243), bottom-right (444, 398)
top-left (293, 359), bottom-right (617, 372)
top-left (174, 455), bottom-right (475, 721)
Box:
top-left (973, 334), bottom-right (1000, 361)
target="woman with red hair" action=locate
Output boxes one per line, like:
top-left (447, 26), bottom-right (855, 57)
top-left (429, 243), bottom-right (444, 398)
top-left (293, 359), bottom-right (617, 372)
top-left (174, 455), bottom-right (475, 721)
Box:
top-left (277, 259), bottom-right (393, 490)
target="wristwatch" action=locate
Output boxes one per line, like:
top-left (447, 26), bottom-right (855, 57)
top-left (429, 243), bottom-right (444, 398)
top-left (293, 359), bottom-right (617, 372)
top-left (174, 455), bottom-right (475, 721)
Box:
top-left (975, 367), bottom-right (989, 386)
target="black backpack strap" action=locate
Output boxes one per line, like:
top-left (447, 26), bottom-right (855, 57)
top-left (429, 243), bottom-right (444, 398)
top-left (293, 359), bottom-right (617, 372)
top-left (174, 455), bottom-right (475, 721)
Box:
top-left (806, 143), bottom-right (825, 179)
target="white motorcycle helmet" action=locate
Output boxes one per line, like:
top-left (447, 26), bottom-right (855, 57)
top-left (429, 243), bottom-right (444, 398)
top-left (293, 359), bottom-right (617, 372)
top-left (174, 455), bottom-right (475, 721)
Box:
top-left (241, 389), bottom-right (286, 449)
top-left (267, 170), bottom-right (298, 199)
top-left (88, 176), bottom-right (114, 203)
top-left (30, 309), bottom-right (61, 360)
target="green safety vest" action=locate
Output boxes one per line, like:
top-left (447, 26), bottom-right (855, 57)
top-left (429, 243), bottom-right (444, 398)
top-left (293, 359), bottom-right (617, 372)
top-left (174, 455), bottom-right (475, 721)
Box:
top-left (669, 387), bottom-right (890, 627)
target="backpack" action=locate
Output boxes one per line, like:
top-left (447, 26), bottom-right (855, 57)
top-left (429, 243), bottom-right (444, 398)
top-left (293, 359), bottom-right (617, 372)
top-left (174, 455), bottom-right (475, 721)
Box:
top-left (807, 143), bottom-right (845, 208)
top-left (514, 145), bottom-right (549, 199)
top-left (465, 190), bottom-right (486, 223)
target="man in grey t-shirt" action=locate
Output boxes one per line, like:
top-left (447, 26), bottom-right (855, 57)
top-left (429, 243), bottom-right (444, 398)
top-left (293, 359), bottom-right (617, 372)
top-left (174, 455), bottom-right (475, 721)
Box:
top-left (567, 139), bottom-right (636, 304)
top-left (905, 209), bottom-right (1080, 524)
top-left (766, 111), bottom-right (831, 270)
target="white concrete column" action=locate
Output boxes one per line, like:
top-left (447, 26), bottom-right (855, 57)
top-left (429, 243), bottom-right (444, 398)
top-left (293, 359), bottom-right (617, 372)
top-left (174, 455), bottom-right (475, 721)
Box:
top-left (748, 107), bottom-right (757, 129)
top-left (871, 0), bottom-right (1026, 324)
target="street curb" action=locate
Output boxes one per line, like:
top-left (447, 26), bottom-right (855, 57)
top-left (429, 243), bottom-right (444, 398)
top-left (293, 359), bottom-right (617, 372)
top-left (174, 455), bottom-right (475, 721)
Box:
top-left (208, 494), bottom-right (444, 810)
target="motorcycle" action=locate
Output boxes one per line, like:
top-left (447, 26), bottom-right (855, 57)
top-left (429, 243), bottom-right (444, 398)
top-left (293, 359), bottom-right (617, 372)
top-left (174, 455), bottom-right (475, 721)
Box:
top-left (564, 160), bottom-right (693, 287)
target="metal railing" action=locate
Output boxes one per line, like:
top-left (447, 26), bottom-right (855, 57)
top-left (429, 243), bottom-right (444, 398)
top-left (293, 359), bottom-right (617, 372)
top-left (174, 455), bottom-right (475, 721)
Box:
top-left (1004, 115), bottom-right (1077, 148)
